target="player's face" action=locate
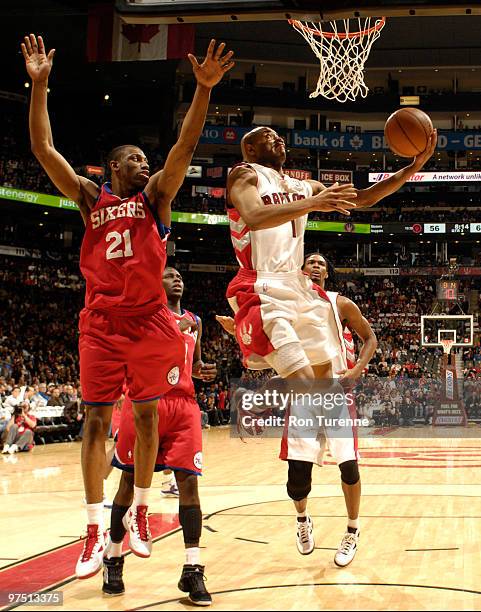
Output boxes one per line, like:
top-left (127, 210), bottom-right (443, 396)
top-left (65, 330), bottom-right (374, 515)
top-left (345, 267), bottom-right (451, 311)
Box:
top-left (163, 267), bottom-right (184, 299)
top-left (251, 129), bottom-right (286, 165)
top-left (304, 254), bottom-right (328, 285)
top-left (114, 148), bottom-right (150, 189)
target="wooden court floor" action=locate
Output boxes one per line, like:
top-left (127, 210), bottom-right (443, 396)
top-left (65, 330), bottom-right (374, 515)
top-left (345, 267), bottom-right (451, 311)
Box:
top-left (2, 426), bottom-right (481, 611)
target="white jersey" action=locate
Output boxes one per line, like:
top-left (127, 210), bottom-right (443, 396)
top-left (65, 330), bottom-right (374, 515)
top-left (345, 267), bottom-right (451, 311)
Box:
top-left (227, 163), bottom-right (313, 272)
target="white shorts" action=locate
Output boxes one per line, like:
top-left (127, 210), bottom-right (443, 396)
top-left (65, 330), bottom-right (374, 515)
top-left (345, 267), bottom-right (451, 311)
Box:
top-left (279, 383), bottom-right (359, 466)
top-left (226, 269), bottom-right (340, 377)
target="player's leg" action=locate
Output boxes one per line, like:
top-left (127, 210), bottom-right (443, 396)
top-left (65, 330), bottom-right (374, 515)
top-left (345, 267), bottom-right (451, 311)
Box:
top-left (102, 441), bottom-right (116, 508)
top-left (176, 471), bottom-right (211, 606)
top-left (160, 469), bottom-right (179, 497)
top-left (286, 459), bottom-right (315, 554)
top-left (326, 418), bottom-right (361, 568)
top-left (103, 471), bottom-right (134, 596)
top-left (77, 403), bottom-right (114, 579)
top-left (121, 399), bottom-right (158, 558)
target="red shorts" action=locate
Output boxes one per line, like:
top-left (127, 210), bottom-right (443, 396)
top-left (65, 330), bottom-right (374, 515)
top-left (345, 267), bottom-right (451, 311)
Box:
top-left (113, 392), bottom-right (203, 475)
top-left (79, 305), bottom-right (185, 404)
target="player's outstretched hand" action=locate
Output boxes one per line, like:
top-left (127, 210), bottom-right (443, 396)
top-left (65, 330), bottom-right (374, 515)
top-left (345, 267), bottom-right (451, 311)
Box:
top-left (21, 34), bottom-right (55, 83)
top-left (311, 182), bottom-right (357, 216)
top-left (216, 314), bottom-right (236, 336)
top-left (188, 39), bottom-right (235, 89)
top-left (410, 128), bottom-right (438, 171)
top-left (193, 362), bottom-right (217, 381)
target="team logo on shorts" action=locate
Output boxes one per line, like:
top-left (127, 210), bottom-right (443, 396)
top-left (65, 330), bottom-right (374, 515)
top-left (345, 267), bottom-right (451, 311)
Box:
top-left (193, 451), bottom-right (203, 470)
top-left (240, 323), bottom-right (252, 346)
top-left (167, 366), bottom-right (180, 385)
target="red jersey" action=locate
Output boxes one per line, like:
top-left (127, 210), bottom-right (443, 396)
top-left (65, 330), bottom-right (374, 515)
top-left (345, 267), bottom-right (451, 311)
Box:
top-left (80, 183), bottom-right (168, 314)
top-left (168, 309), bottom-right (198, 398)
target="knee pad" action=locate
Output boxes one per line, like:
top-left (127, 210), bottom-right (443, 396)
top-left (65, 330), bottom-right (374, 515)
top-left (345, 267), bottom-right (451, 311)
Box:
top-left (179, 505), bottom-right (202, 545)
top-left (265, 341), bottom-right (310, 378)
top-left (339, 460), bottom-right (360, 485)
top-left (286, 460), bottom-right (313, 501)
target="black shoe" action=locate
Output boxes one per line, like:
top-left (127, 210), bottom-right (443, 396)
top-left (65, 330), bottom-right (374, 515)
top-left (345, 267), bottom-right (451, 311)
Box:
top-left (102, 556), bottom-right (125, 596)
top-left (178, 564), bottom-right (212, 606)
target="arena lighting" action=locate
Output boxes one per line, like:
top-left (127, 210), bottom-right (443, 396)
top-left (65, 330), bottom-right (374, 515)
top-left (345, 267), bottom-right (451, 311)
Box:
top-left (400, 95), bottom-right (420, 105)
top-left (24, 82), bottom-right (29, 88)
top-left (104, 94), bottom-right (110, 100)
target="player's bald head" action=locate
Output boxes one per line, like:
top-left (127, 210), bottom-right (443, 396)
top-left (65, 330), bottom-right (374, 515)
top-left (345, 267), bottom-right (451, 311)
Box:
top-left (241, 127), bottom-right (269, 160)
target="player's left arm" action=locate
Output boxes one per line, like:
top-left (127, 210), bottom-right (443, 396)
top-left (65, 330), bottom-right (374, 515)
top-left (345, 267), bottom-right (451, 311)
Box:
top-left (337, 296), bottom-right (377, 379)
top-left (191, 317), bottom-right (218, 381)
top-left (144, 40), bottom-right (234, 225)
top-left (307, 130), bottom-right (437, 209)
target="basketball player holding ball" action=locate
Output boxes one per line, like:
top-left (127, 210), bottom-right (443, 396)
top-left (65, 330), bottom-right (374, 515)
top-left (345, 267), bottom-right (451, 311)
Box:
top-left (224, 124), bottom-right (436, 563)
top-left (22, 33), bottom-right (234, 579)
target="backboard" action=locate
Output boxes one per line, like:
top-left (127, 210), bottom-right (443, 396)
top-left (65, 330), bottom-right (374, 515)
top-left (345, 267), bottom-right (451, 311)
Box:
top-left (420, 315), bottom-right (474, 348)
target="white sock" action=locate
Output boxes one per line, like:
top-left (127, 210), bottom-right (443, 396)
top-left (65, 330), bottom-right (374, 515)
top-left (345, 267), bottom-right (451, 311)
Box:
top-left (86, 502), bottom-right (104, 529)
top-left (348, 518), bottom-right (360, 531)
top-left (133, 485), bottom-right (150, 507)
top-left (185, 547), bottom-right (200, 565)
top-left (107, 541), bottom-right (123, 558)
top-left (296, 510), bottom-right (307, 520)
top-left (162, 472), bottom-right (175, 486)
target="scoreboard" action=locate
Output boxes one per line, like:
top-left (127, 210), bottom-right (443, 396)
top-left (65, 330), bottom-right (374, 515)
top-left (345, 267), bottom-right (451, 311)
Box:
top-left (424, 223), bottom-right (481, 234)
top-left (436, 280), bottom-right (459, 301)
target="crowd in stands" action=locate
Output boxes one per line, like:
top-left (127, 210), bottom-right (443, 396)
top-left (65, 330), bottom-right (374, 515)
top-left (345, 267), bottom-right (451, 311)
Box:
top-left (0, 254), bottom-right (480, 451)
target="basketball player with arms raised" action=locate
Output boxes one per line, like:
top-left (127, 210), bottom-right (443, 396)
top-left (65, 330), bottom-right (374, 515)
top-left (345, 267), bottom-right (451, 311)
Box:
top-left (225, 126), bottom-right (435, 562)
top-left (103, 267), bottom-right (216, 605)
top-left (22, 33), bottom-right (234, 579)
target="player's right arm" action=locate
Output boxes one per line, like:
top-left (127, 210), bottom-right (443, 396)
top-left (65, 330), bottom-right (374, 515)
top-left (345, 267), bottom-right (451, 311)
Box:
top-left (227, 166), bottom-right (357, 230)
top-left (22, 34), bottom-right (98, 223)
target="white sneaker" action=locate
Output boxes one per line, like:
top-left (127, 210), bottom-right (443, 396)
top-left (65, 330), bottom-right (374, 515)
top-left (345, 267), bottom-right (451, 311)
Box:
top-left (296, 516), bottom-right (315, 555)
top-left (8, 444), bottom-right (18, 454)
top-left (334, 530), bottom-right (359, 567)
top-left (122, 505), bottom-right (152, 558)
top-left (76, 524), bottom-right (106, 579)
top-left (2, 444), bottom-right (10, 454)
top-left (160, 483), bottom-right (179, 498)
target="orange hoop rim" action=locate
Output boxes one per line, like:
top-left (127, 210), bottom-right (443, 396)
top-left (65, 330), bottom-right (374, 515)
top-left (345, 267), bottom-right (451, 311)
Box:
top-left (440, 339), bottom-right (455, 354)
top-left (288, 16), bottom-right (386, 39)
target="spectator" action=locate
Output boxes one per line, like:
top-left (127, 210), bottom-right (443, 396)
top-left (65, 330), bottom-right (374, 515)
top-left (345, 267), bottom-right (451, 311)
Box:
top-left (2, 401), bottom-right (37, 454)
top-left (3, 387), bottom-right (22, 412)
top-left (47, 387), bottom-right (64, 407)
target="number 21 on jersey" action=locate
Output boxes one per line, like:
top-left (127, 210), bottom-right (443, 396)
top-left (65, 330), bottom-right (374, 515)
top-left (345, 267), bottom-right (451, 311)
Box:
top-left (106, 229), bottom-right (134, 260)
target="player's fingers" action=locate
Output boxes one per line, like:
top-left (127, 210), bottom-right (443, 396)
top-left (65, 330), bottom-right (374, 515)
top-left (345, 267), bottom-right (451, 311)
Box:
top-left (38, 35), bottom-right (45, 54)
top-left (29, 33), bottom-right (38, 51)
top-left (20, 43), bottom-right (29, 61)
top-left (24, 36), bottom-right (33, 55)
top-left (332, 197), bottom-right (356, 208)
top-left (47, 49), bottom-right (55, 62)
top-left (187, 54), bottom-right (200, 69)
top-left (219, 49), bottom-right (234, 64)
top-left (206, 38), bottom-right (216, 58)
top-left (222, 60), bottom-right (235, 72)
top-left (214, 41), bottom-right (226, 59)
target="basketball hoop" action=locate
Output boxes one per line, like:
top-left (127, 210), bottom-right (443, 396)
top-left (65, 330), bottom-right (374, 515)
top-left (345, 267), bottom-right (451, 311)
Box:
top-left (289, 17), bottom-right (386, 103)
top-left (440, 339), bottom-right (455, 355)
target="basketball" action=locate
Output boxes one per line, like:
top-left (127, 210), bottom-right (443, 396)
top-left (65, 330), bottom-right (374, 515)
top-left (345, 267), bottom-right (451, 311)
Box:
top-left (384, 108), bottom-right (434, 157)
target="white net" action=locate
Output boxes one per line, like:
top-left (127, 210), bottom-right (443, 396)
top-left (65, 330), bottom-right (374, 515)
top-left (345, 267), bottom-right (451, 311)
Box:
top-left (440, 339), bottom-right (455, 355)
top-left (290, 17), bottom-right (386, 103)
